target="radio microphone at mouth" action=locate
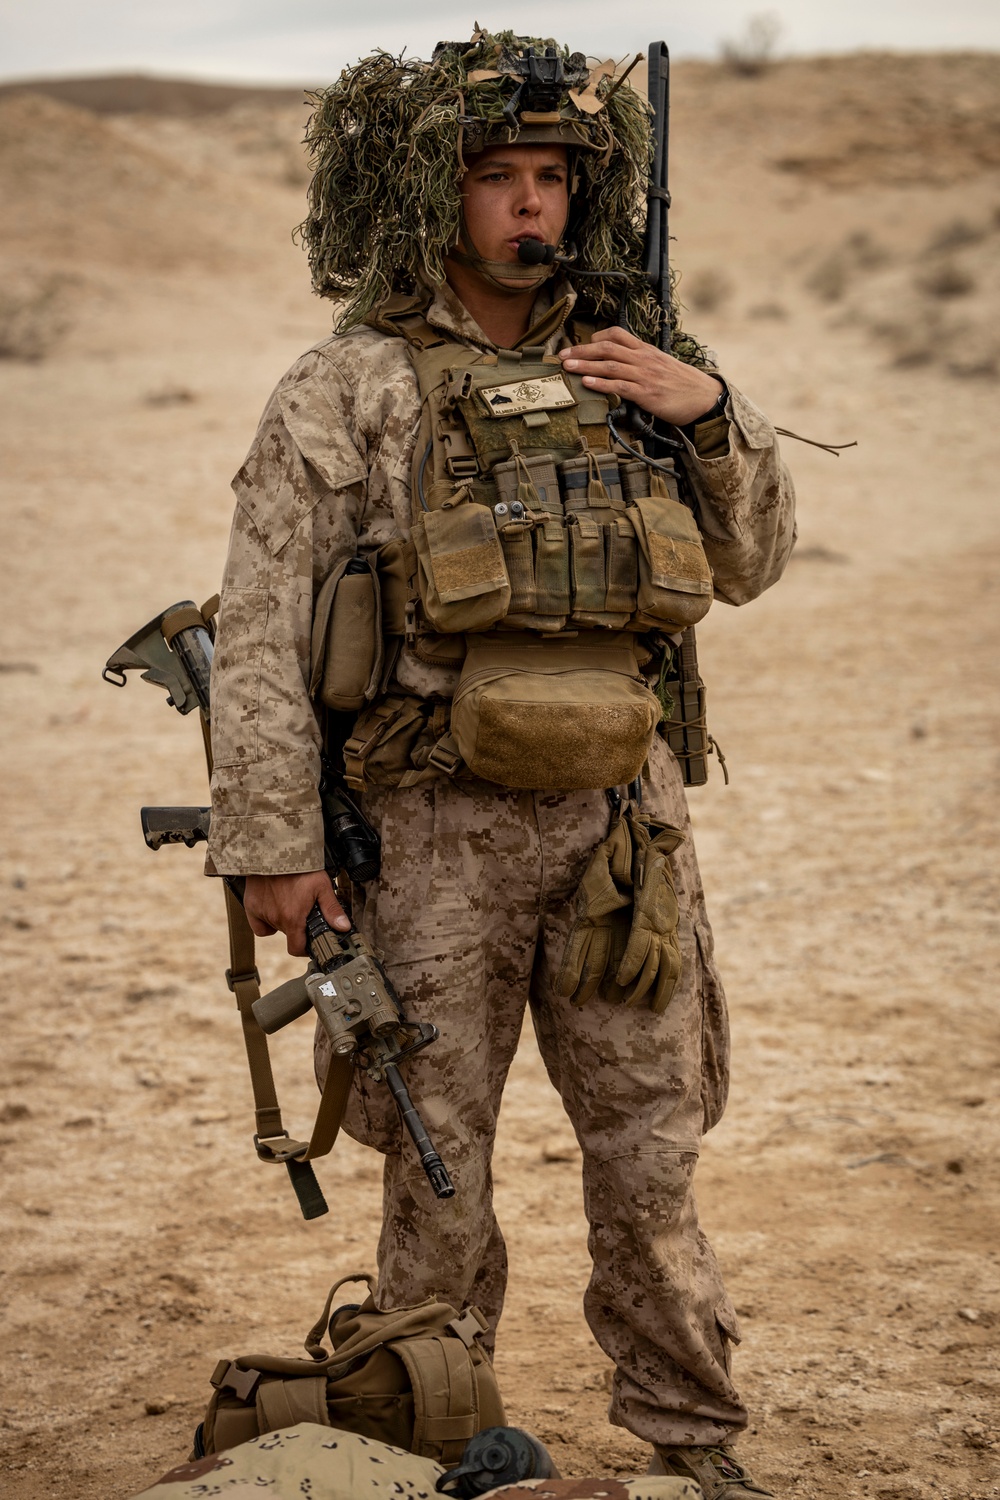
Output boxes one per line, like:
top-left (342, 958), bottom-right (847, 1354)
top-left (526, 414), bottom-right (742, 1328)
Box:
top-left (516, 239), bottom-right (561, 266)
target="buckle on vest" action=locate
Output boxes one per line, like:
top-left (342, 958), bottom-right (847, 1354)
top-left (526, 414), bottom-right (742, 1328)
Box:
top-left (445, 456), bottom-right (478, 479)
top-left (426, 740), bottom-right (463, 778)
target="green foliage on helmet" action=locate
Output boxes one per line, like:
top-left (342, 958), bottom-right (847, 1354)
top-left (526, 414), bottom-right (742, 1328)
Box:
top-left (298, 30), bottom-right (706, 364)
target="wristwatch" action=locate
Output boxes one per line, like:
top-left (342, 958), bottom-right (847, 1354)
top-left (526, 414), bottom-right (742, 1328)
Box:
top-left (688, 384), bottom-right (728, 428)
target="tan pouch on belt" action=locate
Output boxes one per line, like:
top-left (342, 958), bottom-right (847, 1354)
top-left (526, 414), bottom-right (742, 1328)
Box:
top-left (450, 633), bottom-right (661, 791)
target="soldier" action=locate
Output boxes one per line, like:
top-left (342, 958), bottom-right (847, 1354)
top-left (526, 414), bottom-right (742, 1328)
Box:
top-left (207, 31), bottom-right (795, 1500)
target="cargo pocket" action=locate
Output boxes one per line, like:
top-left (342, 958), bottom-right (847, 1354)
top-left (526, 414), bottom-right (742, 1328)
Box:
top-left (629, 494), bottom-right (714, 630)
top-left (411, 500), bottom-right (510, 633)
top-left (696, 920), bottom-right (730, 1133)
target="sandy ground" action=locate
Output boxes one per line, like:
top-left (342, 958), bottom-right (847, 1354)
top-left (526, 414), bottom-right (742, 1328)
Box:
top-left (0, 54), bottom-right (998, 1500)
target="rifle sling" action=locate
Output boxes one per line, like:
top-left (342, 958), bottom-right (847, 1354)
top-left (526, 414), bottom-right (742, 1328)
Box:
top-left (199, 709), bottom-right (340, 1213)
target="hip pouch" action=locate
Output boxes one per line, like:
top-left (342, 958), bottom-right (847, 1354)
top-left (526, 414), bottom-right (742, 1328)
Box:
top-left (197, 1272), bottom-right (505, 1468)
top-left (451, 632), bottom-right (661, 791)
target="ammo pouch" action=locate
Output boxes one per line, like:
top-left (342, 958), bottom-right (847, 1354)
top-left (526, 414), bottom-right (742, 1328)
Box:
top-left (451, 632), bottom-right (661, 791)
top-left (200, 1273), bottom-right (505, 1467)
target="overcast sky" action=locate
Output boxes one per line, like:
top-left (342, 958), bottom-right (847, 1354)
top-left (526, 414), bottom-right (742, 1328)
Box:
top-left (2, 0), bottom-right (998, 84)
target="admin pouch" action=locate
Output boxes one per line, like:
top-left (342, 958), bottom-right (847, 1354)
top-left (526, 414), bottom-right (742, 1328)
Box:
top-left (199, 1273), bottom-right (505, 1467)
top-left (451, 633), bottom-right (661, 791)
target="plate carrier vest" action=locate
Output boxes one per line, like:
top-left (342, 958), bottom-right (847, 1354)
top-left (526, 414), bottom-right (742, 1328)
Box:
top-left (331, 294), bottom-right (716, 793)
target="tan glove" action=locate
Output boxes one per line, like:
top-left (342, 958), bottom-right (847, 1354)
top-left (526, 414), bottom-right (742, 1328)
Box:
top-left (554, 814), bottom-right (634, 1005)
top-left (615, 817), bottom-right (685, 1013)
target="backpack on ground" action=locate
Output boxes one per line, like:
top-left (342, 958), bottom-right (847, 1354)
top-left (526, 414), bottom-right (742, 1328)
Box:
top-left (196, 1273), bottom-right (506, 1468)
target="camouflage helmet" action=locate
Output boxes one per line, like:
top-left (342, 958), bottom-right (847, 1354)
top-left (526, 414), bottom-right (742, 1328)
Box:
top-left (299, 28), bottom-right (669, 341)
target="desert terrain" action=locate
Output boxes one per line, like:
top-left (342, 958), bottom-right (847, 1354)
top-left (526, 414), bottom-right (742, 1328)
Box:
top-left (0, 50), bottom-right (997, 1500)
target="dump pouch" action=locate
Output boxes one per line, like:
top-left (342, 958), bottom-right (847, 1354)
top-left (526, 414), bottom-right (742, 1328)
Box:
top-left (411, 501), bottom-right (511, 632)
top-left (628, 493), bottom-right (714, 630)
top-left (310, 555), bottom-right (383, 711)
top-left (450, 633), bottom-right (661, 791)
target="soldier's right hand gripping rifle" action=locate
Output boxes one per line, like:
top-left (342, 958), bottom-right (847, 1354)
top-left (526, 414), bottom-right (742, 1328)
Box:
top-left (104, 599), bottom-right (454, 1220)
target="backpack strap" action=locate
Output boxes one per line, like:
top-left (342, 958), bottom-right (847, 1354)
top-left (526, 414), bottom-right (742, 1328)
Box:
top-left (388, 1334), bottom-right (479, 1466)
top-left (256, 1375), bottom-right (330, 1433)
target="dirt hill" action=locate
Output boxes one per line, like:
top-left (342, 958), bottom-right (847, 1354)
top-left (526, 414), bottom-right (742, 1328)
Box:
top-left (0, 72), bottom-right (307, 115)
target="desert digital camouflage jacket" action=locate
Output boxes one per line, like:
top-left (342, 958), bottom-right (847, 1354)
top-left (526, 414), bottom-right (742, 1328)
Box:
top-left (207, 280), bottom-right (796, 875)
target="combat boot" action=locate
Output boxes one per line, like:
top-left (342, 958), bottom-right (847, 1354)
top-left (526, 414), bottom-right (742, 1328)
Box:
top-left (649, 1445), bottom-right (774, 1498)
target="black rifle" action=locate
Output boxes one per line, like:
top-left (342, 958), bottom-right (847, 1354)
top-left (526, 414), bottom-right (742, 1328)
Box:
top-left (645, 42), bottom-right (672, 361)
top-left (105, 600), bottom-right (454, 1218)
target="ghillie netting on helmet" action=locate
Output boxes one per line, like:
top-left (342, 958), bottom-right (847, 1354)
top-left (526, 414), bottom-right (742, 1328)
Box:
top-left (298, 30), bottom-right (708, 366)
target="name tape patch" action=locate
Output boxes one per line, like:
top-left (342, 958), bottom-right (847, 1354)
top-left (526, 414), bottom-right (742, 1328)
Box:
top-left (478, 373), bottom-right (576, 418)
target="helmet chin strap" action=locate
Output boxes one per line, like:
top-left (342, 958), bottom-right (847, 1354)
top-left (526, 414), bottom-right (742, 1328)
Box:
top-left (448, 210), bottom-right (558, 297)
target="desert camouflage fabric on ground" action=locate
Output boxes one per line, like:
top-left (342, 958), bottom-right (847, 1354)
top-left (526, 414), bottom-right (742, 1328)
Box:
top-left (316, 734), bottom-right (745, 1448)
top-left (206, 278), bottom-right (795, 876)
top-left (132, 1423), bottom-right (704, 1499)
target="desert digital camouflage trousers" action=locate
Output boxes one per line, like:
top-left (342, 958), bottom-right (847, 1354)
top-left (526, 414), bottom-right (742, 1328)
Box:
top-left (315, 733), bottom-right (747, 1448)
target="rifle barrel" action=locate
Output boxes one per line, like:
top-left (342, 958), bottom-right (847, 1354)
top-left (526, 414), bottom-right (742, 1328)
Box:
top-left (646, 41), bottom-right (672, 353)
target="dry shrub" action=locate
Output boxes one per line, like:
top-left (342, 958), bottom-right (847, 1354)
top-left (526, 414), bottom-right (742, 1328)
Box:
top-left (684, 267), bottom-right (733, 314)
top-left (806, 250), bottom-right (851, 302)
top-left (948, 352), bottom-right (998, 379)
top-left (720, 13), bottom-right (782, 77)
top-left (845, 230), bottom-right (891, 270)
top-left (0, 270), bottom-right (76, 360)
top-left (918, 259), bottom-right (976, 298)
top-left (805, 231), bottom-right (891, 302)
top-left (748, 302), bottom-right (788, 319)
top-left (927, 217), bottom-right (987, 253)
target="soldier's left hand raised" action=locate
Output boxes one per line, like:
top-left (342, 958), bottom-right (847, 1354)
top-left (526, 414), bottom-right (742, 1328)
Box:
top-left (559, 326), bottom-right (723, 427)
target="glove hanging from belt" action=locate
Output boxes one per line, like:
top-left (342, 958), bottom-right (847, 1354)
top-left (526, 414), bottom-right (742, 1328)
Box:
top-left (556, 801), bottom-right (685, 1013)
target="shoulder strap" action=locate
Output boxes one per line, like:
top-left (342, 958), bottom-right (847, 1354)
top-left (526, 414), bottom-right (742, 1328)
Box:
top-left (365, 291), bottom-right (450, 353)
top-left (256, 1375), bottom-right (330, 1433)
top-left (388, 1334), bottom-right (479, 1467)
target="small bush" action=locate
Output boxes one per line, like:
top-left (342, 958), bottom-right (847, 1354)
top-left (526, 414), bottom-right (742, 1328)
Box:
top-left (683, 267), bottom-right (733, 315)
top-left (720, 13), bottom-right (782, 76)
top-left (919, 260), bottom-right (976, 298)
top-left (805, 250), bottom-right (851, 302)
top-left (844, 230), bottom-right (891, 270)
top-left (0, 272), bottom-right (76, 361)
top-left (927, 218), bottom-right (986, 253)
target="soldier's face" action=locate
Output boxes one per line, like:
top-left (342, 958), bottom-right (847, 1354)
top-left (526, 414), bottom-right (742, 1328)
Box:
top-left (457, 145), bottom-right (570, 278)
